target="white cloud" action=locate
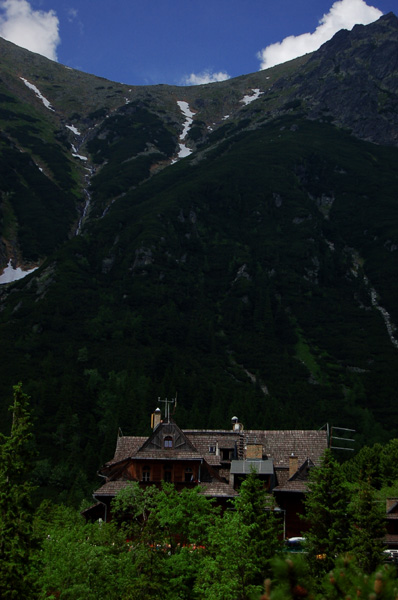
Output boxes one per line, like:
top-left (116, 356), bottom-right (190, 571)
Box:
top-left (0, 0), bottom-right (60, 61)
top-left (67, 8), bottom-right (78, 23)
top-left (257, 0), bottom-right (383, 70)
top-left (67, 6), bottom-right (83, 34)
top-left (182, 70), bottom-right (230, 86)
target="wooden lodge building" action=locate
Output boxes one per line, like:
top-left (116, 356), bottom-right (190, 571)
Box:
top-left (85, 406), bottom-right (328, 538)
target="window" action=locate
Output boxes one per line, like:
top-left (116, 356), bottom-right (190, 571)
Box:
top-left (164, 436), bottom-right (173, 448)
top-left (142, 467), bottom-right (150, 482)
top-left (164, 469), bottom-right (172, 482)
top-left (209, 445), bottom-right (216, 454)
top-left (185, 467), bottom-right (194, 482)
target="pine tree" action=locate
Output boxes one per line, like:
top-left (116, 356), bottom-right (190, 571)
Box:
top-left (0, 383), bottom-right (37, 599)
top-left (303, 448), bottom-right (351, 576)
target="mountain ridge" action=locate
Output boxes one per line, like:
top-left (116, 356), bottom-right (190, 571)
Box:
top-left (0, 14), bottom-right (397, 502)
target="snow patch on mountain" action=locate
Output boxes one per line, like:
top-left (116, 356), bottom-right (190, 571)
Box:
top-left (72, 153), bottom-right (88, 161)
top-left (241, 88), bottom-right (263, 106)
top-left (0, 261), bottom-right (38, 285)
top-left (66, 124), bottom-right (81, 135)
top-left (20, 78), bottom-right (54, 111)
top-left (173, 100), bottom-right (196, 161)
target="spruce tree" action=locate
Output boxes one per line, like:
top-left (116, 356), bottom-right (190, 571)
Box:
top-left (0, 383), bottom-right (37, 599)
top-left (303, 448), bottom-right (351, 576)
top-left (349, 475), bottom-right (386, 574)
top-left (234, 469), bottom-right (282, 578)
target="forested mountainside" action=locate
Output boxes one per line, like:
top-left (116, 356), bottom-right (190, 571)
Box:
top-left (0, 13), bottom-right (397, 501)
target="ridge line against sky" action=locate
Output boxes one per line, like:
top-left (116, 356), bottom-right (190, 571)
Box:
top-left (0, 0), bottom-right (395, 86)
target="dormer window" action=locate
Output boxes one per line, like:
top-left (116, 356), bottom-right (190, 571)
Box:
top-left (164, 436), bottom-right (173, 448)
top-left (209, 445), bottom-right (216, 454)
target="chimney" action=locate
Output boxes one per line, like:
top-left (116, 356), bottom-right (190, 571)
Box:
top-left (289, 453), bottom-right (298, 478)
top-left (151, 408), bottom-right (161, 430)
top-left (246, 444), bottom-right (263, 460)
top-left (231, 416), bottom-right (243, 432)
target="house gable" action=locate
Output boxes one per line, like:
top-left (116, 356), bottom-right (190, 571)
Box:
top-left (137, 419), bottom-right (199, 456)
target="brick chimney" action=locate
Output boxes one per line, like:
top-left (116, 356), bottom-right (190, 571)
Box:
top-left (289, 453), bottom-right (298, 478)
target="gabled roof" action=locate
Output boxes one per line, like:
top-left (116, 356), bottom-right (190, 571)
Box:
top-left (272, 458), bottom-right (316, 493)
top-left (289, 457), bottom-right (315, 482)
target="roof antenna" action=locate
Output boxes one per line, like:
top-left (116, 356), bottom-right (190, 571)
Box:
top-left (172, 392), bottom-right (178, 416)
top-left (159, 397), bottom-right (177, 422)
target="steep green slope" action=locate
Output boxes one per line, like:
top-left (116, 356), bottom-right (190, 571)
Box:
top-left (0, 113), bottom-right (397, 501)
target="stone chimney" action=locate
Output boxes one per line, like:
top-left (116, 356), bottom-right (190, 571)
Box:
top-left (151, 408), bottom-right (161, 430)
top-left (289, 453), bottom-right (298, 478)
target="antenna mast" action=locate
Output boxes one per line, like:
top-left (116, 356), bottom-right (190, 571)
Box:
top-left (158, 397), bottom-right (177, 422)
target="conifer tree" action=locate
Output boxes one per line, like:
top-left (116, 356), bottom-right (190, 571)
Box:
top-left (0, 383), bottom-right (37, 599)
top-left (234, 469), bottom-right (282, 578)
top-left (303, 448), bottom-right (351, 576)
top-left (349, 475), bottom-right (386, 574)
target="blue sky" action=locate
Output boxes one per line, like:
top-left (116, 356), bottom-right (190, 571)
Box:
top-left (0, 0), bottom-right (396, 86)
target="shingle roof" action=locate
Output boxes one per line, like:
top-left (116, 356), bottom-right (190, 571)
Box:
top-left (94, 478), bottom-right (238, 499)
top-left (95, 480), bottom-right (131, 497)
top-left (273, 480), bottom-right (310, 493)
top-left (198, 481), bottom-right (238, 498)
top-left (108, 436), bottom-right (147, 465)
top-left (244, 430), bottom-right (327, 468)
top-left (105, 429), bottom-right (327, 470)
top-left (185, 431), bottom-right (242, 465)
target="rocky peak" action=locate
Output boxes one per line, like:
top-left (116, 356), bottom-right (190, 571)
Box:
top-left (275, 12), bottom-right (398, 146)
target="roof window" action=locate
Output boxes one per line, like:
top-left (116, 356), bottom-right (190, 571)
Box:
top-left (164, 436), bottom-right (173, 448)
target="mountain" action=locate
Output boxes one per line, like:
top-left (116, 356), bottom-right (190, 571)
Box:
top-left (0, 14), bottom-right (397, 502)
